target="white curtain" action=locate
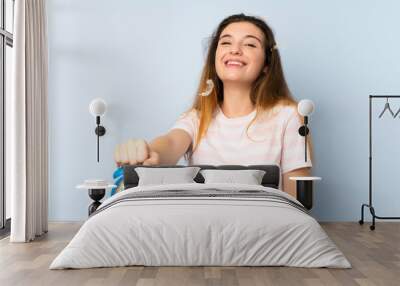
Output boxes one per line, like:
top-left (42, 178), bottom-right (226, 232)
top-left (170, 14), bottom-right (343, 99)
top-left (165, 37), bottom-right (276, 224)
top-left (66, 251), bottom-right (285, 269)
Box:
top-left (9, 0), bottom-right (48, 242)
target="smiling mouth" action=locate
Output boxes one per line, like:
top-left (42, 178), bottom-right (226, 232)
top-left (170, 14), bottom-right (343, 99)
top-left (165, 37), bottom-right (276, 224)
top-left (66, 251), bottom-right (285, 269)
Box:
top-left (224, 60), bottom-right (246, 67)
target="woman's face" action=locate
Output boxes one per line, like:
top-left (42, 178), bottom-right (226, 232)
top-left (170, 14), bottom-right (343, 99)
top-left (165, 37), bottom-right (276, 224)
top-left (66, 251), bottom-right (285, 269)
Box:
top-left (215, 21), bottom-right (267, 85)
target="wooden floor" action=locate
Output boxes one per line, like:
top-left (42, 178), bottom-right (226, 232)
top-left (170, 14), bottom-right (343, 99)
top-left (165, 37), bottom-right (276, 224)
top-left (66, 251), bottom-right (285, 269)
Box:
top-left (0, 222), bottom-right (399, 286)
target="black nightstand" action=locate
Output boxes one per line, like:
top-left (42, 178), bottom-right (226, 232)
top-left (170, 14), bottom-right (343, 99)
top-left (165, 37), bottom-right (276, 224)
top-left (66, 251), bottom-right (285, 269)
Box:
top-left (87, 188), bottom-right (106, 215)
top-left (289, 176), bottom-right (321, 210)
top-left (77, 181), bottom-right (116, 216)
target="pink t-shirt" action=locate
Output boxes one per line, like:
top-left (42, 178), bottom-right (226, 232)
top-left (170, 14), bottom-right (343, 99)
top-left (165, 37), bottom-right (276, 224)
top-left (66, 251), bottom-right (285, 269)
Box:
top-left (170, 105), bottom-right (312, 186)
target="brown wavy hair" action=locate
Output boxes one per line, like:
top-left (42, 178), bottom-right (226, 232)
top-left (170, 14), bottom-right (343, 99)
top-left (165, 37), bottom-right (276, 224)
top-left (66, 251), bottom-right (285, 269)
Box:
top-left (185, 13), bottom-right (313, 162)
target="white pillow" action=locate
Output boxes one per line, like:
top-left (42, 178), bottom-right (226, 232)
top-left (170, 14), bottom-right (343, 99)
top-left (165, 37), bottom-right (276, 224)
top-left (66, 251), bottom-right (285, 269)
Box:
top-left (200, 169), bottom-right (266, 185)
top-left (135, 167), bottom-right (201, 186)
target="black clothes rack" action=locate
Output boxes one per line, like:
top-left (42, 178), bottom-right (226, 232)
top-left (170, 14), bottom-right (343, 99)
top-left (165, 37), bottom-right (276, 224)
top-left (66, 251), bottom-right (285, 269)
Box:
top-left (359, 95), bottom-right (400, 230)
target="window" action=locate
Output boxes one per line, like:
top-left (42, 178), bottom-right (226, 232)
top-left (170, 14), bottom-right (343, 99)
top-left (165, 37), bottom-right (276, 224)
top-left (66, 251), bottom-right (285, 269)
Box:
top-left (0, 0), bottom-right (14, 236)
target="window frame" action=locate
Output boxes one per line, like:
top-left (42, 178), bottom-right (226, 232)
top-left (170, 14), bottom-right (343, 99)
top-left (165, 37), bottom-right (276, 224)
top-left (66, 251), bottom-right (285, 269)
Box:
top-left (0, 0), bottom-right (13, 235)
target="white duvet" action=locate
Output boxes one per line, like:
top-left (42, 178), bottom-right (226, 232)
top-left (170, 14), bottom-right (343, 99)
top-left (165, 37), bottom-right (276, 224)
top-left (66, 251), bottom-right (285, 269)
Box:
top-left (50, 183), bottom-right (351, 269)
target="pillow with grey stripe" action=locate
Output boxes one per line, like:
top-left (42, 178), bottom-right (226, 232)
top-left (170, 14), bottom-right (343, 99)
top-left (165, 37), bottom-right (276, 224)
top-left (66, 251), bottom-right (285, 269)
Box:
top-left (200, 169), bottom-right (266, 185)
top-left (135, 167), bottom-right (201, 186)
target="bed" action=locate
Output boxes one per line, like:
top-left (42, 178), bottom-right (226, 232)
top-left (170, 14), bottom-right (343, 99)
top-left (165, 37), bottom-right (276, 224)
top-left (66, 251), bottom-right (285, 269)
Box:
top-left (49, 164), bottom-right (351, 269)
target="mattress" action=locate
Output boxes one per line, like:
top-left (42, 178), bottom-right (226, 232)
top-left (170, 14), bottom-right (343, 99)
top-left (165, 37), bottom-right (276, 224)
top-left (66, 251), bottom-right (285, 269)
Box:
top-left (50, 183), bottom-right (351, 269)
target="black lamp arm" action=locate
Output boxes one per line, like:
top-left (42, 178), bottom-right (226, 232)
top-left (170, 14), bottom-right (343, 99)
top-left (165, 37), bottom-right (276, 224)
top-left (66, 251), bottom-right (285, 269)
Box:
top-left (298, 116), bottom-right (309, 162)
top-left (94, 116), bottom-right (106, 162)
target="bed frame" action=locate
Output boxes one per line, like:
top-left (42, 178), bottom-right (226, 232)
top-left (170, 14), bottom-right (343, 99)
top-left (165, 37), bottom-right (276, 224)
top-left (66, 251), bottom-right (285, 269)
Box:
top-left (123, 164), bottom-right (314, 210)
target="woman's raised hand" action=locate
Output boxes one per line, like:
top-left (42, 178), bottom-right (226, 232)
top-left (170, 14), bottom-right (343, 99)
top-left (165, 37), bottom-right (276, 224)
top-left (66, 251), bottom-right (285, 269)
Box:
top-left (114, 139), bottom-right (160, 166)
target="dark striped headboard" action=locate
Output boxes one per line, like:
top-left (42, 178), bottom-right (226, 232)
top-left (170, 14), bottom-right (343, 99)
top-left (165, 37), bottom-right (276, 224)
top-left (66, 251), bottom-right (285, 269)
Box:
top-left (123, 164), bottom-right (280, 189)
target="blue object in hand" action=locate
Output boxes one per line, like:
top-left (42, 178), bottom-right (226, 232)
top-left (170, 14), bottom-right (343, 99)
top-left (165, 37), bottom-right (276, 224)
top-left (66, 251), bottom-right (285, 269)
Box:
top-left (110, 167), bottom-right (124, 197)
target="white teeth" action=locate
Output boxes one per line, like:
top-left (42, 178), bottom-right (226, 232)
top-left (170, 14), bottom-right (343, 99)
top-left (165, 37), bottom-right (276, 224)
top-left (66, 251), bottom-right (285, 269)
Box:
top-left (226, 60), bottom-right (244, 66)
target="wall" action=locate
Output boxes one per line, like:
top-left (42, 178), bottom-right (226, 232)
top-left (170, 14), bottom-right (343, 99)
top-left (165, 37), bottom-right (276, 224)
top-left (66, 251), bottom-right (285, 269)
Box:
top-left (47, 0), bottom-right (400, 221)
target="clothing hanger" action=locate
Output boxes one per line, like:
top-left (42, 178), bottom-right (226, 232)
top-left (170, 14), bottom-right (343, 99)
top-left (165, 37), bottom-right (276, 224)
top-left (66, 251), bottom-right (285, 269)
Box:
top-left (393, 105), bottom-right (400, 118)
top-left (378, 97), bottom-right (395, 118)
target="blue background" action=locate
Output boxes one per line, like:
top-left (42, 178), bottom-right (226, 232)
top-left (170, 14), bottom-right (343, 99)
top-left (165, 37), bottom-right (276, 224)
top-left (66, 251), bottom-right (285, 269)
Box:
top-left (47, 0), bottom-right (400, 221)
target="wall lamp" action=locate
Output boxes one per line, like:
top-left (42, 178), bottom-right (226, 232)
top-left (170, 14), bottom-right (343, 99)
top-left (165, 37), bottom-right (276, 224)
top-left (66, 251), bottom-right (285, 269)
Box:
top-left (89, 98), bottom-right (107, 162)
top-left (297, 99), bottom-right (315, 162)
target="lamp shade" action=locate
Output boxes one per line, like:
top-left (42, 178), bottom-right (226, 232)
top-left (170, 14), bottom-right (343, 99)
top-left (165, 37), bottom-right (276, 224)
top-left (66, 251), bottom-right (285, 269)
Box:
top-left (298, 99), bottom-right (315, 116)
top-left (89, 98), bottom-right (107, 117)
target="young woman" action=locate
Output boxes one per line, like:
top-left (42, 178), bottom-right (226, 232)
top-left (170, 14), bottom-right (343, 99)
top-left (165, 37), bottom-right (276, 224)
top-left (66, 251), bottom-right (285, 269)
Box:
top-left (114, 14), bottom-right (313, 197)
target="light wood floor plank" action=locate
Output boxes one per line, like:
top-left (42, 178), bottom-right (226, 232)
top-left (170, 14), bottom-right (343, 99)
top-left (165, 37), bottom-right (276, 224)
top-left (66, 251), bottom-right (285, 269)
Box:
top-left (0, 222), bottom-right (399, 286)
